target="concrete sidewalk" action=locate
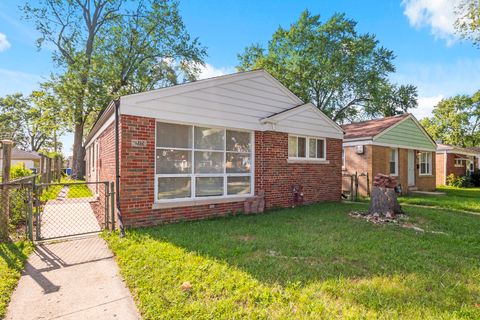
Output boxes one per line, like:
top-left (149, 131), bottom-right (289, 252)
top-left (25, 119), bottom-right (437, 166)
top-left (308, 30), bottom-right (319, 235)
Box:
top-left (6, 236), bottom-right (140, 320)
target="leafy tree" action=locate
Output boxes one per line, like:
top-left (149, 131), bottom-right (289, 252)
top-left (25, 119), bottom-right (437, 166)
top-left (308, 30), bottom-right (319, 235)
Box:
top-left (420, 91), bottom-right (480, 147)
top-left (455, 0), bottom-right (480, 48)
top-left (237, 10), bottom-right (417, 122)
top-left (0, 92), bottom-right (63, 152)
top-left (23, 0), bottom-right (206, 178)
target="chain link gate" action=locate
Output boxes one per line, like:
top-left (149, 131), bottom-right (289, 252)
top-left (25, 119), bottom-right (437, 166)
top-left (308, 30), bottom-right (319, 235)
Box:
top-left (32, 181), bottom-right (115, 241)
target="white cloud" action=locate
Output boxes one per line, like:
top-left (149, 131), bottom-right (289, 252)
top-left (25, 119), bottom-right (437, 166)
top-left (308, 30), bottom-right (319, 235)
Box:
top-left (0, 32), bottom-right (11, 52)
top-left (411, 95), bottom-right (444, 120)
top-left (198, 63), bottom-right (235, 80)
top-left (402, 0), bottom-right (460, 44)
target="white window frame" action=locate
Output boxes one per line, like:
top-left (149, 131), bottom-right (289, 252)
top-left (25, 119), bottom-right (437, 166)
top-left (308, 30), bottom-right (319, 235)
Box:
top-left (419, 152), bottom-right (432, 175)
top-left (342, 147), bottom-right (346, 169)
top-left (288, 135), bottom-right (326, 161)
top-left (154, 121), bottom-right (254, 203)
top-left (389, 148), bottom-right (398, 176)
top-left (454, 159), bottom-right (463, 167)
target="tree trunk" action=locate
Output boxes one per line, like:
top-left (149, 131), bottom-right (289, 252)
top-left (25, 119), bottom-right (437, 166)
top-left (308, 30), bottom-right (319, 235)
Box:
top-left (368, 186), bottom-right (403, 218)
top-left (72, 122), bottom-right (86, 180)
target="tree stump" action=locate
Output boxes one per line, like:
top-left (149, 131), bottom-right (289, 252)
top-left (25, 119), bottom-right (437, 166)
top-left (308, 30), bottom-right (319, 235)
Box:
top-left (368, 174), bottom-right (403, 218)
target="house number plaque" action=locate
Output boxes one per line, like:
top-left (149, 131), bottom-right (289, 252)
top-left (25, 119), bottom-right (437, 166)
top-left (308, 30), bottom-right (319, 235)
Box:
top-left (131, 140), bottom-right (147, 147)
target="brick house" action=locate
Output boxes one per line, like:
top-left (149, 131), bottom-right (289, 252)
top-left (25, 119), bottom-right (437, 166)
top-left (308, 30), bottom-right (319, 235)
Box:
top-left (436, 144), bottom-right (479, 186)
top-left (341, 114), bottom-right (437, 196)
top-left (84, 70), bottom-right (344, 227)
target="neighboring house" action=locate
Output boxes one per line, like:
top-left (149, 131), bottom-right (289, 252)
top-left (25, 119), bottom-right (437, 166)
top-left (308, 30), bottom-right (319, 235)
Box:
top-left (341, 114), bottom-right (437, 196)
top-left (436, 144), bottom-right (479, 186)
top-left (0, 148), bottom-right (41, 172)
top-left (84, 70), bottom-right (344, 227)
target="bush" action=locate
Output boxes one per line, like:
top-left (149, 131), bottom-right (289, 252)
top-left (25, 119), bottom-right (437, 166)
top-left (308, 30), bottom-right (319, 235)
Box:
top-left (10, 163), bottom-right (32, 180)
top-left (470, 169), bottom-right (480, 187)
top-left (446, 174), bottom-right (474, 188)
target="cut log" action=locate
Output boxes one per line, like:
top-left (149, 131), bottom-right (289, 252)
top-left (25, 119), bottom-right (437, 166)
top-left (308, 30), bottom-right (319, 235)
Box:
top-left (368, 186), bottom-right (403, 218)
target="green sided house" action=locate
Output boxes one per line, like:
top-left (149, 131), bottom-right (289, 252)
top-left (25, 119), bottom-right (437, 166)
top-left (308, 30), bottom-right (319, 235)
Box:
top-left (341, 114), bottom-right (437, 196)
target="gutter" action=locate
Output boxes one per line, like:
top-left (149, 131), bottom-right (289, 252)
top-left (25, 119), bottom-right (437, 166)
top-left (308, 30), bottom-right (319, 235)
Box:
top-left (114, 99), bottom-right (126, 237)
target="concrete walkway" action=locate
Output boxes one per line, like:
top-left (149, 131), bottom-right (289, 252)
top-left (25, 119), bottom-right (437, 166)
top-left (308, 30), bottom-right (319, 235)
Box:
top-left (40, 198), bottom-right (101, 239)
top-left (6, 236), bottom-right (140, 320)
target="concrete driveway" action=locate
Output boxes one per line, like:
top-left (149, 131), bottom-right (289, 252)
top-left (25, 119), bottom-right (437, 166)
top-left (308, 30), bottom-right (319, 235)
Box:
top-left (6, 236), bottom-right (140, 320)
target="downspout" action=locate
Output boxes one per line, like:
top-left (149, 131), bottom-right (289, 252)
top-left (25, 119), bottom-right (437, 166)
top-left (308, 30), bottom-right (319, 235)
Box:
top-left (114, 99), bottom-right (126, 237)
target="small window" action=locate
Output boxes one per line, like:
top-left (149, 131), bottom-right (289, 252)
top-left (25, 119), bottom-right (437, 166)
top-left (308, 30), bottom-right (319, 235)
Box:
top-left (419, 152), bottom-right (432, 175)
top-left (342, 148), bottom-right (346, 168)
top-left (389, 148), bottom-right (398, 176)
top-left (454, 159), bottom-right (463, 167)
top-left (288, 135), bottom-right (326, 160)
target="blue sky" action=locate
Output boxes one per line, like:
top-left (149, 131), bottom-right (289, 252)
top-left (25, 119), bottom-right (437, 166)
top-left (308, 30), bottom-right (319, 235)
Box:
top-left (0, 0), bottom-right (479, 156)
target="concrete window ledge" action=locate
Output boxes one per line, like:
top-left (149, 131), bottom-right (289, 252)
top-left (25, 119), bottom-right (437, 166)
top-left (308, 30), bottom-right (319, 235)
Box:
top-left (152, 197), bottom-right (251, 210)
top-left (287, 159), bottom-right (330, 164)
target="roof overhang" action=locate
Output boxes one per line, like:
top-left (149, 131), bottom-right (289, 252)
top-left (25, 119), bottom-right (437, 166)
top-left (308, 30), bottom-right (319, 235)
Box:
top-left (84, 100), bottom-right (116, 147)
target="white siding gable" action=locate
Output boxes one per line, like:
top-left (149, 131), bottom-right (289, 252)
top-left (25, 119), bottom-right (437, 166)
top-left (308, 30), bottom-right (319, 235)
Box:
top-left (119, 70), bottom-right (343, 139)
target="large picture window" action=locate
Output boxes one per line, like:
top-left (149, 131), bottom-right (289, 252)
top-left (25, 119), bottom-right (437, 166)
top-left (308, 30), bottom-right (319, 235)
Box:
top-left (419, 152), bottom-right (432, 175)
top-left (288, 135), bottom-right (326, 160)
top-left (155, 122), bottom-right (253, 201)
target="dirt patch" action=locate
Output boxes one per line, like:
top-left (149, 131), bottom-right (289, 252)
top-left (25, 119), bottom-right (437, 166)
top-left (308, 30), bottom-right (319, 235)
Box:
top-left (236, 234), bottom-right (256, 242)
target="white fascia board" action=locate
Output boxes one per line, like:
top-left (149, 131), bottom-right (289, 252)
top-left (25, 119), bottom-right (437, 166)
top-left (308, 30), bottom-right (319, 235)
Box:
top-left (343, 139), bottom-right (436, 151)
top-left (85, 113), bottom-right (115, 148)
top-left (437, 149), bottom-right (480, 157)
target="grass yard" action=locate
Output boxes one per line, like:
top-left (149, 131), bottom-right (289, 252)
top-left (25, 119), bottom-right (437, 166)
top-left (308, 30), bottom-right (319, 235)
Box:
top-left (104, 202), bottom-right (480, 319)
top-left (399, 186), bottom-right (480, 213)
top-left (0, 241), bottom-right (33, 318)
top-left (66, 183), bottom-right (93, 198)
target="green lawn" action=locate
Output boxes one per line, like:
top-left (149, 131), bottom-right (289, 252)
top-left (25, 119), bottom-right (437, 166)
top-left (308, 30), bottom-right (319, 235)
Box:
top-left (104, 201), bottom-right (480, 319)
top-left (66, 183), bottom-right (93, 198)
top-left (0, 241), bottom-right (33, 318)
top-left (399, 186), bottom-right (480, 213)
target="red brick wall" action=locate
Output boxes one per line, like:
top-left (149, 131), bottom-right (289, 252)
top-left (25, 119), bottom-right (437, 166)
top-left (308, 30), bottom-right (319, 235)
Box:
top-left (87, 121), bottom-right (116, 228)
top-left (255, 131), bottom-right (342, 208)
top-left (116, 115), bottom-right (342, 227)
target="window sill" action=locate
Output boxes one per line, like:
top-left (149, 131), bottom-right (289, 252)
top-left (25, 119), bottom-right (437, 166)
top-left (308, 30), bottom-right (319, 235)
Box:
top-left (287, 159), bottom-right (330, 164)
top-left (419, 174), bottom-right (433, 177)
top-left (152, 196), bottom-right (252, 209)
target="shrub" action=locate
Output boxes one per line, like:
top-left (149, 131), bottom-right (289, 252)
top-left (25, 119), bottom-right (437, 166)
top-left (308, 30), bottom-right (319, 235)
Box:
top-left (446, 174), bottom-right (474, 188)
top-left (470, 169), bottom-right (480, 187)
top-left (10, 163), bottom-right (32, 180)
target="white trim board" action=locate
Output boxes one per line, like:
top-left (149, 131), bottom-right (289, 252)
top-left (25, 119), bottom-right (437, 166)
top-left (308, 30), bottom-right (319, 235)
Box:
top-left (342, 140), bottom-right (436, 152)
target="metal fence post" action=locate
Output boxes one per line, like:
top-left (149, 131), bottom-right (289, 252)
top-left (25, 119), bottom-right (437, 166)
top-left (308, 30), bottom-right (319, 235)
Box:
top-left (110, 182), bottom-right (115, 231)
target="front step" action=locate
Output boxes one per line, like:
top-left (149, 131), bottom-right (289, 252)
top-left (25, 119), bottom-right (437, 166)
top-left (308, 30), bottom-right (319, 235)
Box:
top-left (408, 186), bottom-right (418, 192)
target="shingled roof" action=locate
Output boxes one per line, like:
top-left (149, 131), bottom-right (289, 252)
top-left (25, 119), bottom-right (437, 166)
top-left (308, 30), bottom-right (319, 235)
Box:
top-left (341, 114), bottom-right (411, 140)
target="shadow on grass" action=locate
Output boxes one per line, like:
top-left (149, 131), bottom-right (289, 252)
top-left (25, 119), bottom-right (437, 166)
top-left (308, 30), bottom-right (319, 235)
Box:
top-left (108, 202), bottom-right (480, 318)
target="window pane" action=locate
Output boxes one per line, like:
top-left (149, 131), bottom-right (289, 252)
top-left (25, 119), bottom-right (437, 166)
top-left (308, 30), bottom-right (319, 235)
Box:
top-left (390, 162), bottom-right (396, 174)
top-left (156, 122), bottom-right (192, 148)
top-left (317, 139), bottom-right (325, 159)
top-left (156, 149), bottom-right (191, 174)
top-left (226, 130), bottom-right (251, 152)
top-left (420, 162), bottom-right (425, 174)
top-left (196, 177), bottom-right (223, 197)
top-left (298, 137), bottom-right (306, 157)
top-left (157, 177), bottom-right (191, 200)
top-left (226, 153), bottom-right (251, 173)
top-left (227, 176), bottom-right (251, 195)
top-left (288, 136), bottom-right (297, 157)
top-left (194, 126), bottom-right (224, 150)
top-left (390, 149), bottom-right (396, 161)
top-left (309, 138), bottom-right (316, 158)
top-left (194, 151), bottom-right (224, 173)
